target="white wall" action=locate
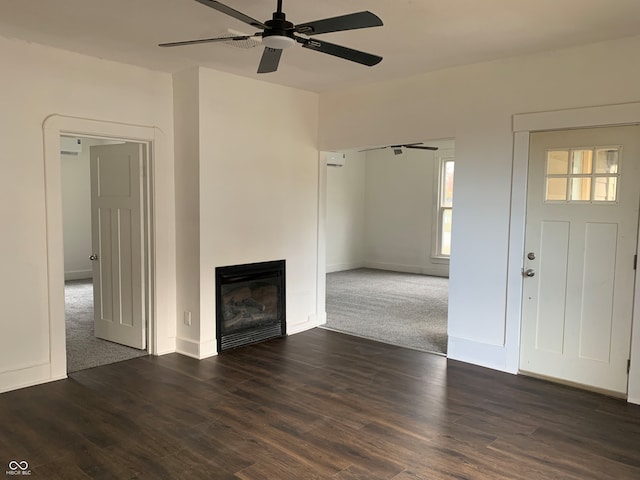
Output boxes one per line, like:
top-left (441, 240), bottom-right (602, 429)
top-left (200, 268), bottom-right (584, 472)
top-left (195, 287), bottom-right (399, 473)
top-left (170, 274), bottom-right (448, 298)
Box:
top-left (0, 36), bottom-right (176, 393)
top-left (364, 145), bottom-right (451, 277)
top-left (173, 68), bottom-right (201, 353)
top-left (61, 144), bottom-right (92, 280)
top-left (326, 151), bottom-right (366, 272)
top-left (61, 138), bottom-right (122, 280)
top-left (318, 35), bottom-right (640, 385)
top-left (173, 67), bottom-right (321, 358)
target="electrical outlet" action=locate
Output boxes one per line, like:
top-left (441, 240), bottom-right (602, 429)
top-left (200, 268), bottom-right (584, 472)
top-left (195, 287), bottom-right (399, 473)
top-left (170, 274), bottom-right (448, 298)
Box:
top-left (183, 311), bottom-right (192, 326)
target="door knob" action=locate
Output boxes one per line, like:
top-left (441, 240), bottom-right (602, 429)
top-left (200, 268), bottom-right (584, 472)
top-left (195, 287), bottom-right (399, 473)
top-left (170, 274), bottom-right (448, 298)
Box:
top-left (523, 268), bottom-right (535, 277)
top-left (89, 254), bottom-right (99, 261)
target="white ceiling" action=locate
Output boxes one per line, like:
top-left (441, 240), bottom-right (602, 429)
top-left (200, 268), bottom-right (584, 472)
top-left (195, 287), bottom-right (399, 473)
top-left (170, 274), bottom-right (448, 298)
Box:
top-left (1, 0), bottom-right (639, 92)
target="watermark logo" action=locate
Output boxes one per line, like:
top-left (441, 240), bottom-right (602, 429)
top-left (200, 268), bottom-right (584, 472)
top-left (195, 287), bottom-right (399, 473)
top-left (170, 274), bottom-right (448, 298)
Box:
top-left (6, 461), bottom-right (31, 476)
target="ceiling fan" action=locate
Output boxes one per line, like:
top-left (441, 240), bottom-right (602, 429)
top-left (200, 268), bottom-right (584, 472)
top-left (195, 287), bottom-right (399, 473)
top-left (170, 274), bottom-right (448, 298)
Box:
top-left (159, 0), bottom-right (383, 74)
top-left (360, 143), bottom-right (440, 155)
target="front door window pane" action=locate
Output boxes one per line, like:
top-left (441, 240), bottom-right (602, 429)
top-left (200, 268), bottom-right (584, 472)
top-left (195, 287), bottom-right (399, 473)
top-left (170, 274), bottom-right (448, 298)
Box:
top-left (593, 177), bottom-right (617, 202)
top-left (570, 177), bottom-right (592, 201)
top-left (547, 150), bottom-right (569, 174)
top-left (571, 150), bottom-right (593, 174)
top-left (546, 178), bottom-right (567, 201)
top-left (595, 149), bottom-right (619, 174)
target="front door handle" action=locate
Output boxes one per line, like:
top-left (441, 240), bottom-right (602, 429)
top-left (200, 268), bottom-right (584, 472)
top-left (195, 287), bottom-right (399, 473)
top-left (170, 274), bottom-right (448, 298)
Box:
top-left (523, 268), bottom-right (535, 277)
top-left (89, 254), bottom-right (99, 261)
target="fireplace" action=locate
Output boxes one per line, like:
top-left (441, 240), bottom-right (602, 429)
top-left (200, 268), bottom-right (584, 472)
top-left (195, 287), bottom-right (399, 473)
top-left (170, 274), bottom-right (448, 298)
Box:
top-left (216, 260), bottom-right (286, 352)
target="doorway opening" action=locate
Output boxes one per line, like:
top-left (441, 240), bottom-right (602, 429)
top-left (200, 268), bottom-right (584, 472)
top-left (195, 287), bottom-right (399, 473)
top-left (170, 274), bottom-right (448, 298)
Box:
top-left (61, 135), bottom-right (150, 372)
top-left (323, 139), bottom-right (454, 355)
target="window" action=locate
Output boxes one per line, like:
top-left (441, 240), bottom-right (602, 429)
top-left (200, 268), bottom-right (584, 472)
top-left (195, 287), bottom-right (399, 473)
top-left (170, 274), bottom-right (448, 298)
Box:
top-left (545, 147), bottom-right (620, 203)
top-left (435, 157), bottom-right (454, 257)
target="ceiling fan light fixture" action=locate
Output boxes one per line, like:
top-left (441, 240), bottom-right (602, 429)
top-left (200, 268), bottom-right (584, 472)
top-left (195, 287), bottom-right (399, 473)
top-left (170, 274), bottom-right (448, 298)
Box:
top-left (262, 35), bottom-right (295, 49)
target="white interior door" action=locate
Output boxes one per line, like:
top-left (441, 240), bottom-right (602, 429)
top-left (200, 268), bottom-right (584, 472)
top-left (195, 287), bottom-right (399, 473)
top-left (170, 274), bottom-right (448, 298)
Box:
top-left (520, 125), bottom-right (640, 395)
top-left (90, 143), bottom-right (146, 349)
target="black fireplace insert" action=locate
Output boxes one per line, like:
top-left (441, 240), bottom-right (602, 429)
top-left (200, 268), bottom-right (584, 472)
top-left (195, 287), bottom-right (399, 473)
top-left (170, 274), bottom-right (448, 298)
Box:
top-left (215, 259), bottom-right (286, 352)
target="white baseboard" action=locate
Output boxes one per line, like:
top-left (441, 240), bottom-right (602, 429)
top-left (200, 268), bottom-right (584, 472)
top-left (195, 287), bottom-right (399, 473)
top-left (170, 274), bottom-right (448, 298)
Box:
top-left (198, 339), bottom-right (217, 359)
top-left (0, 361), bottom-right (62, 394)
top-left (154, 336), bottom-right (177, 356)
top-left (364, 261), bottom-right (449, 277)
top-left (64, 270), bottom-right (92, 281)
top-left (287, 315), bottom-right (323, 335)
top-left (175, 337), bottom-right (217, 359)
top-left (326, 262), bottom-right (365, 273)
top-left (155, 348), bottom-right (176, 356)
top-left (313, 312), bottom-right (327, 326)
top-left (175, 337), bottom-right (199, 358)
top-left (447, 336), bottom-right (516, 374)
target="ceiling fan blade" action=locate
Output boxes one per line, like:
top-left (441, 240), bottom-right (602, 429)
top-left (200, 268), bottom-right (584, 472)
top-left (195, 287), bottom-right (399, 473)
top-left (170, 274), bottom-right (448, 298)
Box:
top-left (358, 146), bottom-right (387, 152)
top-left (257, 47), bottom-right (283, 73)
top-left (296, 37), bottom-right (382, 66)
top-left (404, 145), bottom-right (439, 151)
top-left (295, 11), bottom-right (383, 35)
top-left (193, 0), bottom-right (267, 29)
top-left (159, 35), bottom-right (253, 47)
top-left (359, 143), bottom-right (439, 153)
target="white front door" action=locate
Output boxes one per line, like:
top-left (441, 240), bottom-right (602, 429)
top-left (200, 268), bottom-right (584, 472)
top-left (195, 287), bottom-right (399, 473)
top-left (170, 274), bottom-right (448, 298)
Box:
top-left (520, 125), bottom-right (640, 395)
top-left (90, 143), bottom-right (146, 349)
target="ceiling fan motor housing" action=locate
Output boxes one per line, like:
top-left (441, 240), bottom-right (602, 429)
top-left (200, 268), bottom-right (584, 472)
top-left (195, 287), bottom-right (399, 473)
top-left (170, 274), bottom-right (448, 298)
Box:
top-left (262, 11), bottom-right (296, 49)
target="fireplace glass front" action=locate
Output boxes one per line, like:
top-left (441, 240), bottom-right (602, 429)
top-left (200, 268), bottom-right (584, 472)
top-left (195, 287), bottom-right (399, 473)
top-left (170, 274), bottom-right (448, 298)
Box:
top-left (216, 260), bottom-right (286, 351)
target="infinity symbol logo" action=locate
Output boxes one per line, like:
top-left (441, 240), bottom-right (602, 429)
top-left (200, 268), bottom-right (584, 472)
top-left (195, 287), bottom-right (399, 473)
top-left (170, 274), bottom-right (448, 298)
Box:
top-left (8, 461), bottom-right (29, 471)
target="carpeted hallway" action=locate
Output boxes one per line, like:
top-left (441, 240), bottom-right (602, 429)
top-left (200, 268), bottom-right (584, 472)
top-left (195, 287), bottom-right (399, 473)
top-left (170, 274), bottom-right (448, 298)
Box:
top-left (65, 279), bottom-right (147, 373)
top-left (325, 268), bottom-right (448, 354)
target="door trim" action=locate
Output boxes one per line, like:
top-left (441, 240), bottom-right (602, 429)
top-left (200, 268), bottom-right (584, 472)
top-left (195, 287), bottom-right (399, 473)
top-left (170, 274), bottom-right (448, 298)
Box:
top-left (43, 115), bottom-right (159, 380)
top-left (507, 102), bottom-right (640, 403)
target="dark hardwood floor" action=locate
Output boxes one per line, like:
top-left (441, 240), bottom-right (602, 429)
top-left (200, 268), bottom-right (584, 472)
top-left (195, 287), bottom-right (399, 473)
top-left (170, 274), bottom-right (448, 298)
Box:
top-left (1, 328), bottom-right (639, 479)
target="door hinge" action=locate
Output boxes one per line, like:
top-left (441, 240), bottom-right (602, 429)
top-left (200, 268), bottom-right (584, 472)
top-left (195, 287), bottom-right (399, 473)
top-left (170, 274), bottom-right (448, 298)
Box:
top-left (635, 255), bottom-right (638, 270)
top-left (628, 359), bottom-right (632, 374)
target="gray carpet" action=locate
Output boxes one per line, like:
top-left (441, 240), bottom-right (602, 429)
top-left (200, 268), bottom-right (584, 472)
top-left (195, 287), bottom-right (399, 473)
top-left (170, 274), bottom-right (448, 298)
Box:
top-left (325, 268), bottom-right (448, 354)
top-left (65, 279), bottom-right (147, 373)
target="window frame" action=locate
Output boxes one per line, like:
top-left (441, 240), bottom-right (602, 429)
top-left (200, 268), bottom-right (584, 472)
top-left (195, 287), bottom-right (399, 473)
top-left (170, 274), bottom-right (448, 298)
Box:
top-left (432, 154), bottom-right (455, 262)
top-left (544, 145), bottom-right (622, 204)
